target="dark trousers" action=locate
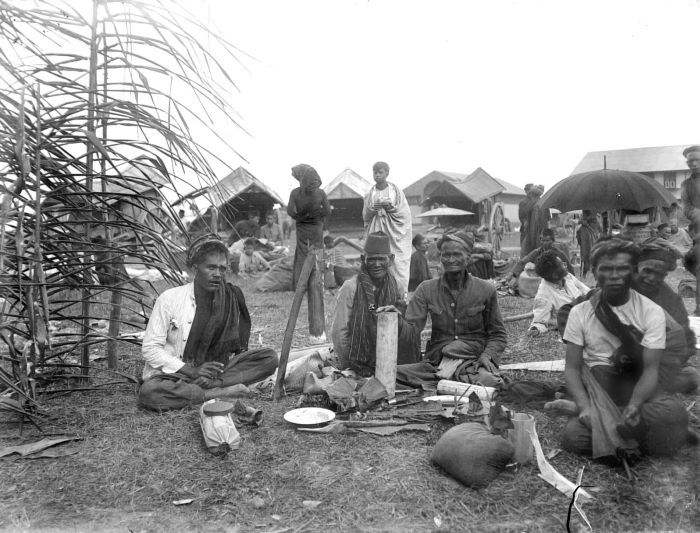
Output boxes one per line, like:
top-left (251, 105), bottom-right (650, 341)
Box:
top-left (561, 365), bottom-right (688, 458)
top-left (138, 347), bottom-right (278, 412)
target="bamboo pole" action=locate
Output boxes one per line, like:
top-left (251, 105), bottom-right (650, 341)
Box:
top-left (33, 83), bottom-right (50, 364)
top-left (274, 252), bottom-right (316, 401)
top-left (80, 0), bottom-right (100, 381)
top-left (100, 21), bottom-right (121, 370)
top-left (307, 248), bottom-right (325, 342)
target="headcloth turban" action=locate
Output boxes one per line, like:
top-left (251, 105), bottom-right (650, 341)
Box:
top-left (638, 239), bottom-right (679, 271)
top-left (589, 237), bottom-right (640, 269)
top-left (291, 164), bottom-right (322, 184)
top-left (437, 231), bottom-right (474, 253)
top-left (187, 233), bottom-right (228, 267)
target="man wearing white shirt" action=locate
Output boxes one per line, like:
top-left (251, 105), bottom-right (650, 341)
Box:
top-left (528, 250), bottom-right (590, 335)
top-left (138, 234), bottom-right (278, 411)
top-left (561, 238), bottom-right (688, 459)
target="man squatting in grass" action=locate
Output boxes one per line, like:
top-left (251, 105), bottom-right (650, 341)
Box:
top-left (138, 234), bottom-right (278, 411)
top-left (332, 230), bottom-right (506, 388)
top-left (561, 238), bottom-right (689, 459)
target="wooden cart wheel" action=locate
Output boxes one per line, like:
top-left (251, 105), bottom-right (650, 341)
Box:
top-left (488, 201), bottom-right (506, 257)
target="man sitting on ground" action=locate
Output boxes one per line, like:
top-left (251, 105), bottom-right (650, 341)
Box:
top-left (632, 240), bottom-right (699, 393)
top-left (234, 210), bottom-right (261, 239)
top-left (239, 238), bottom-right (270, 275)
top-left (403, 231), bottom-right (507, 387)
top-left (331, 231), bottom-right (420, 376)
top-left (529, 250), bottom-right (590, 336)
top-left (260, 212), bottom-right (283, 245)
top-left (668, 221), bottom-right (693, 255)
top-left (138, 235), bottom-right (278, 411)
top-left (510, 228), bottom-right (574, 287)
top-left (561, 238), bottom-right (689, 460)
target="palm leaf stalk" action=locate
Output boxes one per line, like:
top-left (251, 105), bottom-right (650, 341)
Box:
top-left (0, 0), bottom-right (247, 411)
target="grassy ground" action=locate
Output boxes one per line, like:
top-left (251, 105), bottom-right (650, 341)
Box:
top-left (0, 263), bottom-right (698, 533)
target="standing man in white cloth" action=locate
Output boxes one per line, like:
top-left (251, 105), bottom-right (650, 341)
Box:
top-left (363, 161), bottom-right (412, 295)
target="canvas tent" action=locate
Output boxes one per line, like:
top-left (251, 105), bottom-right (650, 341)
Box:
top-left (323, 168), bottom-right (373, 231)
top-left (403, 168), bottom-right (525, 225)
top-left (187, 166), bottom-right (285, 234)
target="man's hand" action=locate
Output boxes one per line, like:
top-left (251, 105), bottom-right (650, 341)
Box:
top-left (577, 405), bottom-right (592, 428)
top-left (477, 354), bottom-right (497, 374)
top-left (508, 274), bottom-right (519, 289)
top-left (622, 404), bottom-right (641, 427)
top-left (182, 361), bottom-right (224, 380)
top-left (375, 305), bottom-right (401, 314)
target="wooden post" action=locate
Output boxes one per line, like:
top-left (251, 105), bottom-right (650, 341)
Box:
top-left (375, 312), bottom-right (398, 398)
top-left (274, 252), bottom-right (316, 401)
top-left (307, 248), bottom-right (325, 343)
top-left (80, 0), bottom-right (100, 381)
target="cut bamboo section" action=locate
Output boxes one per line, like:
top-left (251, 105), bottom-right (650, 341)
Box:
top-left (375, 312), bottom-right (398, 398)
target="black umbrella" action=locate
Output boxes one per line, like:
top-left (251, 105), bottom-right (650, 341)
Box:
top-left (537, 169), bottom-right (677, 213)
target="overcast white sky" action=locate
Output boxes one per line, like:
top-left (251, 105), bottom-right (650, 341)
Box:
top-left (191, 0), bottom-right (698, 197)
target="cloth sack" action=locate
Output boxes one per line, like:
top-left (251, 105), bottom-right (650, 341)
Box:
top-left (431, 423), bottom-right (514, 489)
top-left (517, 264), bottom-right (541, 298)
top-left (255, 255), bottom-right (294, 292)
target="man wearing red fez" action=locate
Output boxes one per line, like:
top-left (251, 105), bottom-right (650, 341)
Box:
top-left (331, 231), bottom-right (420, 376)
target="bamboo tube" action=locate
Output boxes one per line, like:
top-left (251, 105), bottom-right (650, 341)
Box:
top-left (508, 413), bottom-right (535, 465)
top-left (375, 312), bottom-right (398, 398)
top-left (503, 311), bottom-right (534, 323)
top-left (274, 252), bottom-right (316, 401)
top-left (436, 380), bottom-right (496, 402)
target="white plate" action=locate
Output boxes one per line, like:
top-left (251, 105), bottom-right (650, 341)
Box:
top-left (283, 407), bottom-right (335, 427)
top-left (422, 395), bottom-right (472, 406)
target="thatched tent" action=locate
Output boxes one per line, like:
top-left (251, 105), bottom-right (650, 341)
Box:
top-left (187, 166), bottom-right (285, 234)
top-left (323, 168), bottom-right (373, 231)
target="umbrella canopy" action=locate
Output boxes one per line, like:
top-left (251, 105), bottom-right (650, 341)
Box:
top-left (416, 207), bottom-right (474, 218)
top-left (538, 169), bottom-right (677, 213)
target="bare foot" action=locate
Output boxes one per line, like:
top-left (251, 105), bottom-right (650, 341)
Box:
top-left (203, 384), bottom-right (250, 401)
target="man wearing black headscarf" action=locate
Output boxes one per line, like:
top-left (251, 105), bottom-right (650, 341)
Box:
top-left (138, 235), bottom-right (278, 411)
top-left (632, 240), bottom-right (699, 393)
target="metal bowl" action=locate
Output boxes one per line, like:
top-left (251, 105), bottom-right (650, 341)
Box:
top-left (283, 407), bottom-right (335, 428)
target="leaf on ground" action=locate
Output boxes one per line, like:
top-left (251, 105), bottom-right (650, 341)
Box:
top-left (24, 447), bottom-right (80, 459)
top-left (356, 423), bottom-right (431, 436)
top-left (172, 499), bottom-right (194, 506)
top-left (0, 437), bottom-right (82, 458)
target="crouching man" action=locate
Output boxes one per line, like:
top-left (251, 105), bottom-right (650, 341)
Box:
top-left (561, 238), bottom-right (688, 459)
top-left (331, 231), bottom-right (420, 376)
top-left (138, 234), bottom-right (278, 411)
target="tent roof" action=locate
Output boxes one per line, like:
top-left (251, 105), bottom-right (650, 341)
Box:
top-left (208, 166), bottom-right (285, 207)
top-left (323, 168), bottom-right (373, 200)
top-left (404, 167), bottom-right (524, 203)
top-left (571, 145), bottom-right (689, 175)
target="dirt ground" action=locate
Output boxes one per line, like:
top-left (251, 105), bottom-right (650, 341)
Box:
top-left (1, 254), bottom-right (698, 533)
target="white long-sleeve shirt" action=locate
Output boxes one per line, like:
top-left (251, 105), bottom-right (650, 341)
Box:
top-left (529, 274), bottom-right (590, 333)
top-left (141, 283), bottom-right (197, 380)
